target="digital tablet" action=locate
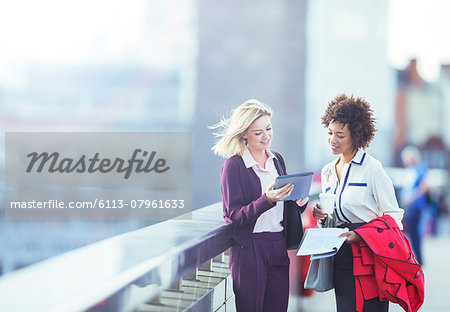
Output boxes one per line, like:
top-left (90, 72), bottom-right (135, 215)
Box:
top-left (274, 171), bottom-right (314, 201)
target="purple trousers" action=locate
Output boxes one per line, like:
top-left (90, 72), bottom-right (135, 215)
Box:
top-left (229, 231), bottom-right (290, 312)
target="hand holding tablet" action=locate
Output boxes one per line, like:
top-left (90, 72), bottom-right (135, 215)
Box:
top-left (266, 182), bottom-right (295, 202)
top-left (274, 172), bottom-right (314, 201)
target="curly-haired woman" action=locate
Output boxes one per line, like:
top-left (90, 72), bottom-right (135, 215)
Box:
top-left (312, 94), bottom-right (405, 312)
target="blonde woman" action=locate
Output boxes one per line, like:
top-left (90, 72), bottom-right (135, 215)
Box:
top-left (211, 99), bottom-right (308, 311)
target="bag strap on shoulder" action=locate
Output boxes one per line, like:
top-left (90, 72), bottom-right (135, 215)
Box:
top-left (272, 150), bottom-right (286, 176)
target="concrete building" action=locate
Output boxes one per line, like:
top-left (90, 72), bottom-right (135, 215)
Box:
top-left (193, 0), bottom-right (308, 207)
top-left (393, 59), bottom-right (449, 170)
top-left (304, 0), bottom-right (396, 169)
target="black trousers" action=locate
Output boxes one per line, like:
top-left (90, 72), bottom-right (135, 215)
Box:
top-left (334, 223), bottom-right (389, 312)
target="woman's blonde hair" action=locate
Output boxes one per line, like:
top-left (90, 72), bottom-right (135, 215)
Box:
top-left (210, 99), bottom-right (273, 158)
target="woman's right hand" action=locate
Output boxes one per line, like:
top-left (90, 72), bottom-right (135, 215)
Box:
top-left (266, 182), bottom-right (294, 203)
top-left (312, 203), bottom-right (327, 220)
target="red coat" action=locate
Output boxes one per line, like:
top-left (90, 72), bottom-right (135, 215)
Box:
top-left (351, 215), bottom-right (425, 312)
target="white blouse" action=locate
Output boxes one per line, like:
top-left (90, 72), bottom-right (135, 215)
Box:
top-left (321, 149), bottom-right (404, 229)
top-left (242, 147), bottom-right (284, 233)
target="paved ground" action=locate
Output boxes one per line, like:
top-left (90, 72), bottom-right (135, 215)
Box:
top-left (288, 217), bottom-right (450, 312)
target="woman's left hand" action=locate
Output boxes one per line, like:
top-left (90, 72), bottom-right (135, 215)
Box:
top-left (295, 196), bottom-right (309, 207)
top-left (340, 230), bottom-right (362, 243)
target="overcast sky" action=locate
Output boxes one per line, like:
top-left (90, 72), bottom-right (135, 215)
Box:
top-left (1, 0), bottom-right (449, 83)
top-left (387, 0), bottom-right (450, 81)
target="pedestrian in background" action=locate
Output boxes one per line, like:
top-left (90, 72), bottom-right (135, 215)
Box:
top-left (401, 145), bottom-right (429, 265)
top-left (211, 99), bottom-right (308, 311)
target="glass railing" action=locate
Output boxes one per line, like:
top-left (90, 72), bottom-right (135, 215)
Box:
top-left (0, 202), bottom-right (232, 312)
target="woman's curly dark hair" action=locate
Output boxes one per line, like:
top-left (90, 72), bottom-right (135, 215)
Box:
top-left (321, 94), bottom-right (376, 150)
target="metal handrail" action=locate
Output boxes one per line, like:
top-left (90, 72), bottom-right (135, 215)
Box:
top-left (0, 202), bottom-right (231, 312)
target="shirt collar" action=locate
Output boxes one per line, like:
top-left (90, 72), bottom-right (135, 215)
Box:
top-left (242, 146), bottom-right (275, 169)
top-left (351, 149), bottom-right (366, 165)
top-left (331, 149), bottom-right (366, 166)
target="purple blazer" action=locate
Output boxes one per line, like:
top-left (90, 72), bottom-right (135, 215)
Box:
top-left (220, 151), bottom-right (305, 248)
